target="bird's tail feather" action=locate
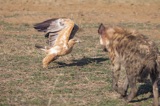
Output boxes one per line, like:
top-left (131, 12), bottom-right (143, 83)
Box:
top-left (35, 44), bottom-right (44, 49)
top-left (35, 44), bottom-right (49, 52)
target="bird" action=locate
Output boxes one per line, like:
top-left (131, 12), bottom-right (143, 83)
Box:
top-left (34, 18), bottom-right (79, 68)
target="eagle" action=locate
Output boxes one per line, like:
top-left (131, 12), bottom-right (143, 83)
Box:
top-left (34, 18), bottom-right (79, 68)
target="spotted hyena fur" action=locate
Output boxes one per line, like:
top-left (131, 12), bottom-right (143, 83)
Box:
top-left (98, 23), bottom-right (160, 106)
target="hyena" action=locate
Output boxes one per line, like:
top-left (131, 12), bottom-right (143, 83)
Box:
top-left (98, 23), bottom-right (160, 106)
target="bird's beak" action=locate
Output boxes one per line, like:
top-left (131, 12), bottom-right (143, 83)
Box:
top-left (75, 39), bottom-right (82, 43)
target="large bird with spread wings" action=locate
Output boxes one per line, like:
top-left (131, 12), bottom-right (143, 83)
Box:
top-left (34, 18), bottom-right (79, 68)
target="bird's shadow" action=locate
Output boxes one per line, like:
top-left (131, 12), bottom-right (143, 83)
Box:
top-left (49, 57), bottom-right (109, 68)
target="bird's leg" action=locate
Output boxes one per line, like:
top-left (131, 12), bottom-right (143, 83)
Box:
top-left (42, 53), bottom-right (57, 68)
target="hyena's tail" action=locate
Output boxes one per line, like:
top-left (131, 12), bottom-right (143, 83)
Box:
top-left (35, 44), bottom-right (49, 53)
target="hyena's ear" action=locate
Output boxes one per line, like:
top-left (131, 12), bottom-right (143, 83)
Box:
top-left (98, 23), bottom-right (106, 35)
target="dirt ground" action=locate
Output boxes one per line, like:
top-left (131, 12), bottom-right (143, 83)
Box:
top-left (0, 0), bottom-right (160, 106)
top-left (0, 0), bottom-right (160, 38)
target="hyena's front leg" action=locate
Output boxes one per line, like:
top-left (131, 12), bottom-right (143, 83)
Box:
top-left (112, 63), bottom-right (128, 95)
top-left (112, 64), bottom-right (121, 92)
top-left (123, 77), bottom-right (129, 95)
top-left (124, 75), bottom-right (137, 102)
top-left (119, 77), bottom-right (129, 97)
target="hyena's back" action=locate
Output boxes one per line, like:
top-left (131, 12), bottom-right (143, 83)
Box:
top-left (115, 32), bottom-right (159, 77)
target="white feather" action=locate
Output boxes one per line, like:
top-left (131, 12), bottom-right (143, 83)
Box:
top-left (49, 46), bottom-right (60, 54)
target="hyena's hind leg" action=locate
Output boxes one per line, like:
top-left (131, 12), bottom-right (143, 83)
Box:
top-left (150, 72), bottom-right (159, 106)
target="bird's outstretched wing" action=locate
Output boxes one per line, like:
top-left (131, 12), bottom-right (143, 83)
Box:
top-left (34, 18), bottom-right (79, 47)
top-left (34, 18), bottom-right (65, 33)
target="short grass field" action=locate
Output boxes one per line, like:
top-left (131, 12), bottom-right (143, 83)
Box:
top-left (0, 0), bottom-right (160, 106)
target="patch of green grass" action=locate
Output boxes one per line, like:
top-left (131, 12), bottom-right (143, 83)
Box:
top-left (4, 13), bottom-right (20, 18)
top-left (0, 21), bottom-right (11, 26)
top-left (80, 23), bottom-right (99, 28)
top-left (4, 23), bottom-right (31, 31)
top-left (0, 103), bottom-right (9, 106)
top-left (0, 20), bottom-right (32, 31)
top-left (96, 99), bottom-right (121, 106)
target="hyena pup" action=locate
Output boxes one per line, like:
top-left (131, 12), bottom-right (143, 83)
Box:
top-left (98, 23), bottom-right (160, 106)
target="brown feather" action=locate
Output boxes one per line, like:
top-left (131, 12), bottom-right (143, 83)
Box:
top-left (34, 18), bottom-right (79, 68)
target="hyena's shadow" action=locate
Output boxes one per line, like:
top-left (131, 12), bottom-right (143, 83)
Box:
top-left (131, 80), bottom-right (160, 103)
top-left (52, 57), bottom-right (109, 68)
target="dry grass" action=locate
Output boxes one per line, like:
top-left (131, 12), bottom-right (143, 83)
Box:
top-left (0, 0), bottom-right (160, 106)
